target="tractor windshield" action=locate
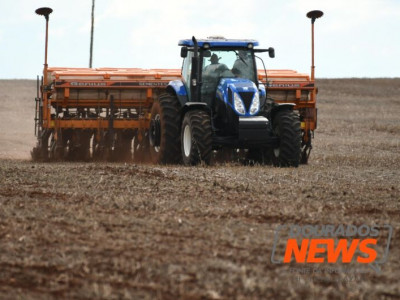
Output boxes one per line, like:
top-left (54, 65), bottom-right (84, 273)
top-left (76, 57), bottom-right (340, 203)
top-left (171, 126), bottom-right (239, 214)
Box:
top-left (202, 49), bottom-right (256, 82)
top-left (201, 49), bottom-right (256, 104)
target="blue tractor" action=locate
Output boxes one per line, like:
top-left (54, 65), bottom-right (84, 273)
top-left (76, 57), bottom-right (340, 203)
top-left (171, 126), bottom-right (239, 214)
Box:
top-left (147, 37), bottom-right (301, 166)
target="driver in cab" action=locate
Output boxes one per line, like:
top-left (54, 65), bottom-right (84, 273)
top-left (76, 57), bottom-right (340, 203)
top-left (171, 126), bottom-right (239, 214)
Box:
top-left (203, 54), bottom-right (228, 78)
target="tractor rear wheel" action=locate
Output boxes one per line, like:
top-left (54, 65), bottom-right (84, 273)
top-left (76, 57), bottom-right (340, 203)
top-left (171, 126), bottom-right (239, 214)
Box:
top-left (149, 94), bottom-right (181, 164)
top-left (270, 110), bottom-right (301, 167)
top-left (181, 110), bottom-right (212, 165)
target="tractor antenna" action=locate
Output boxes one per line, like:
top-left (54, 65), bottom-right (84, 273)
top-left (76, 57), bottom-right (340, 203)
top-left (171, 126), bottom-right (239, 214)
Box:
top-left (35, 7), bottom-right (53, 86)
top-left (89, 0), bottom-right (95, 68)
top-left (306, 10), bottom-right (323, 81)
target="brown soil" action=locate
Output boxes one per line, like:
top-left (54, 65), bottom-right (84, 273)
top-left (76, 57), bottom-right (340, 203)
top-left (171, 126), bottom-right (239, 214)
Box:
top-left (0, 78), bottom-right (399, 299)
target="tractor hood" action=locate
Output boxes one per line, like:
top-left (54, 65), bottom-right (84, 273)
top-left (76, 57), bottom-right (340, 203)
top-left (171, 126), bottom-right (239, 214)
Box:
top-left (216, 78), bottom-right (263, 116)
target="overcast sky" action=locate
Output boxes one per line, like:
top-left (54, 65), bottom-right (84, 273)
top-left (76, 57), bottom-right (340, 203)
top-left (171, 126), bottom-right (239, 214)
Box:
top-left (0, 0), bottom-right (399, 79)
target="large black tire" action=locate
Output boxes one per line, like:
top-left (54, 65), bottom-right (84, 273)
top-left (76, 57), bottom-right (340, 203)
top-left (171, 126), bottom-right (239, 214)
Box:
top-left (270, 110), bottom-right (301, 167)
top-left (149, 94), bottom-right (181, 164)
top-left (181, 110), bottom-right (212, 165)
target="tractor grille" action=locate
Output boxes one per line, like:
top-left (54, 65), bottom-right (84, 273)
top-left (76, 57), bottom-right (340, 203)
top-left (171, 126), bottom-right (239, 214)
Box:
top-left (239, 92), bottom-right (254, 112)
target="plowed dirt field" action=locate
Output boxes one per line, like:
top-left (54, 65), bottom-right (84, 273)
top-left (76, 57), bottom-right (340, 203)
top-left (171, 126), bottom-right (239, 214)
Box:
top-left (0, 79), bottom-right (399, 299)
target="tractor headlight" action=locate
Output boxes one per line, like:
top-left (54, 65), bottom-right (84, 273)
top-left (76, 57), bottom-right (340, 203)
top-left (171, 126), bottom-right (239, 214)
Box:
top-left (233, 92), bottom-right (246, 115)
top-left (249, 92), bottom-right (260, 115)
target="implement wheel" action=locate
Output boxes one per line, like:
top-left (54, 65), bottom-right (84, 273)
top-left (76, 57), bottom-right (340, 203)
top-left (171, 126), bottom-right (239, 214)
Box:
top-left (270, 110), bottom-right (301, 167)
top-left (133, 130), bottom-right (151, 163)
top-left (114, 130), bottom-right (134, 162)
top-left (181, 110), bottom-right (212, 165)
top-left (149, 94), bottom-right (181, 164)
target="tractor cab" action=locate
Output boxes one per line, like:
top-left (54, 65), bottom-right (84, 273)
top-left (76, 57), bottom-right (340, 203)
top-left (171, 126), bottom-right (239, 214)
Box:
top-left (179, 38), bottom-right (273, 108)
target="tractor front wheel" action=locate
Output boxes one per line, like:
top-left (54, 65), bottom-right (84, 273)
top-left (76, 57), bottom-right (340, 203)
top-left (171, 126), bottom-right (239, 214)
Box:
top-left (181, 110), bottom-right (212, 165)
top-left (270, 110), bottom-right (301, 167)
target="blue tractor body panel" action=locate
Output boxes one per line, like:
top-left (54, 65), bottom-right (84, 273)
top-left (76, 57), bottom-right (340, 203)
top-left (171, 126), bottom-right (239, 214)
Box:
top-left (168, 78), bottom-right (267, 117)
top-left (216, 78), bottom-right (260, 116)
top-left (167, 80), bottom-right (188, 106)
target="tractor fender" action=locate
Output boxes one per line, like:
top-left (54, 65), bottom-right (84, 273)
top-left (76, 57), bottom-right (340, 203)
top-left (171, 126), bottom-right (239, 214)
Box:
top-left (274, 103), bottom-right (295, 110)
top-left (181, 102), bottom-right (210, 118)
top-left (269, 103), bottom-right (296, 120)
top-left (270, 103), bottom-right (295, 119)
top-left (167, 80), bottom-right (188, 107)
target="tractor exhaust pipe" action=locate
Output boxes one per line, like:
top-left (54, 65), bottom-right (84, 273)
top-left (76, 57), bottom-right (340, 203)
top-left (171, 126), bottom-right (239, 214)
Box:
top-left (35, 7), bottom-right (53, 86)
top-left (306, 10), bottom-right (323, 81)
top-left (190, 36), bottom-right (200, 102)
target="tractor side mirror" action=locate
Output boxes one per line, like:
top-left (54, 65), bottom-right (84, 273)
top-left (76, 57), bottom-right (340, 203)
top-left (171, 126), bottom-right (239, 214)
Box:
top-left (181, 46), bottom-right (188, 58)
top-left (268, 47), bottom-right (275, 58)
